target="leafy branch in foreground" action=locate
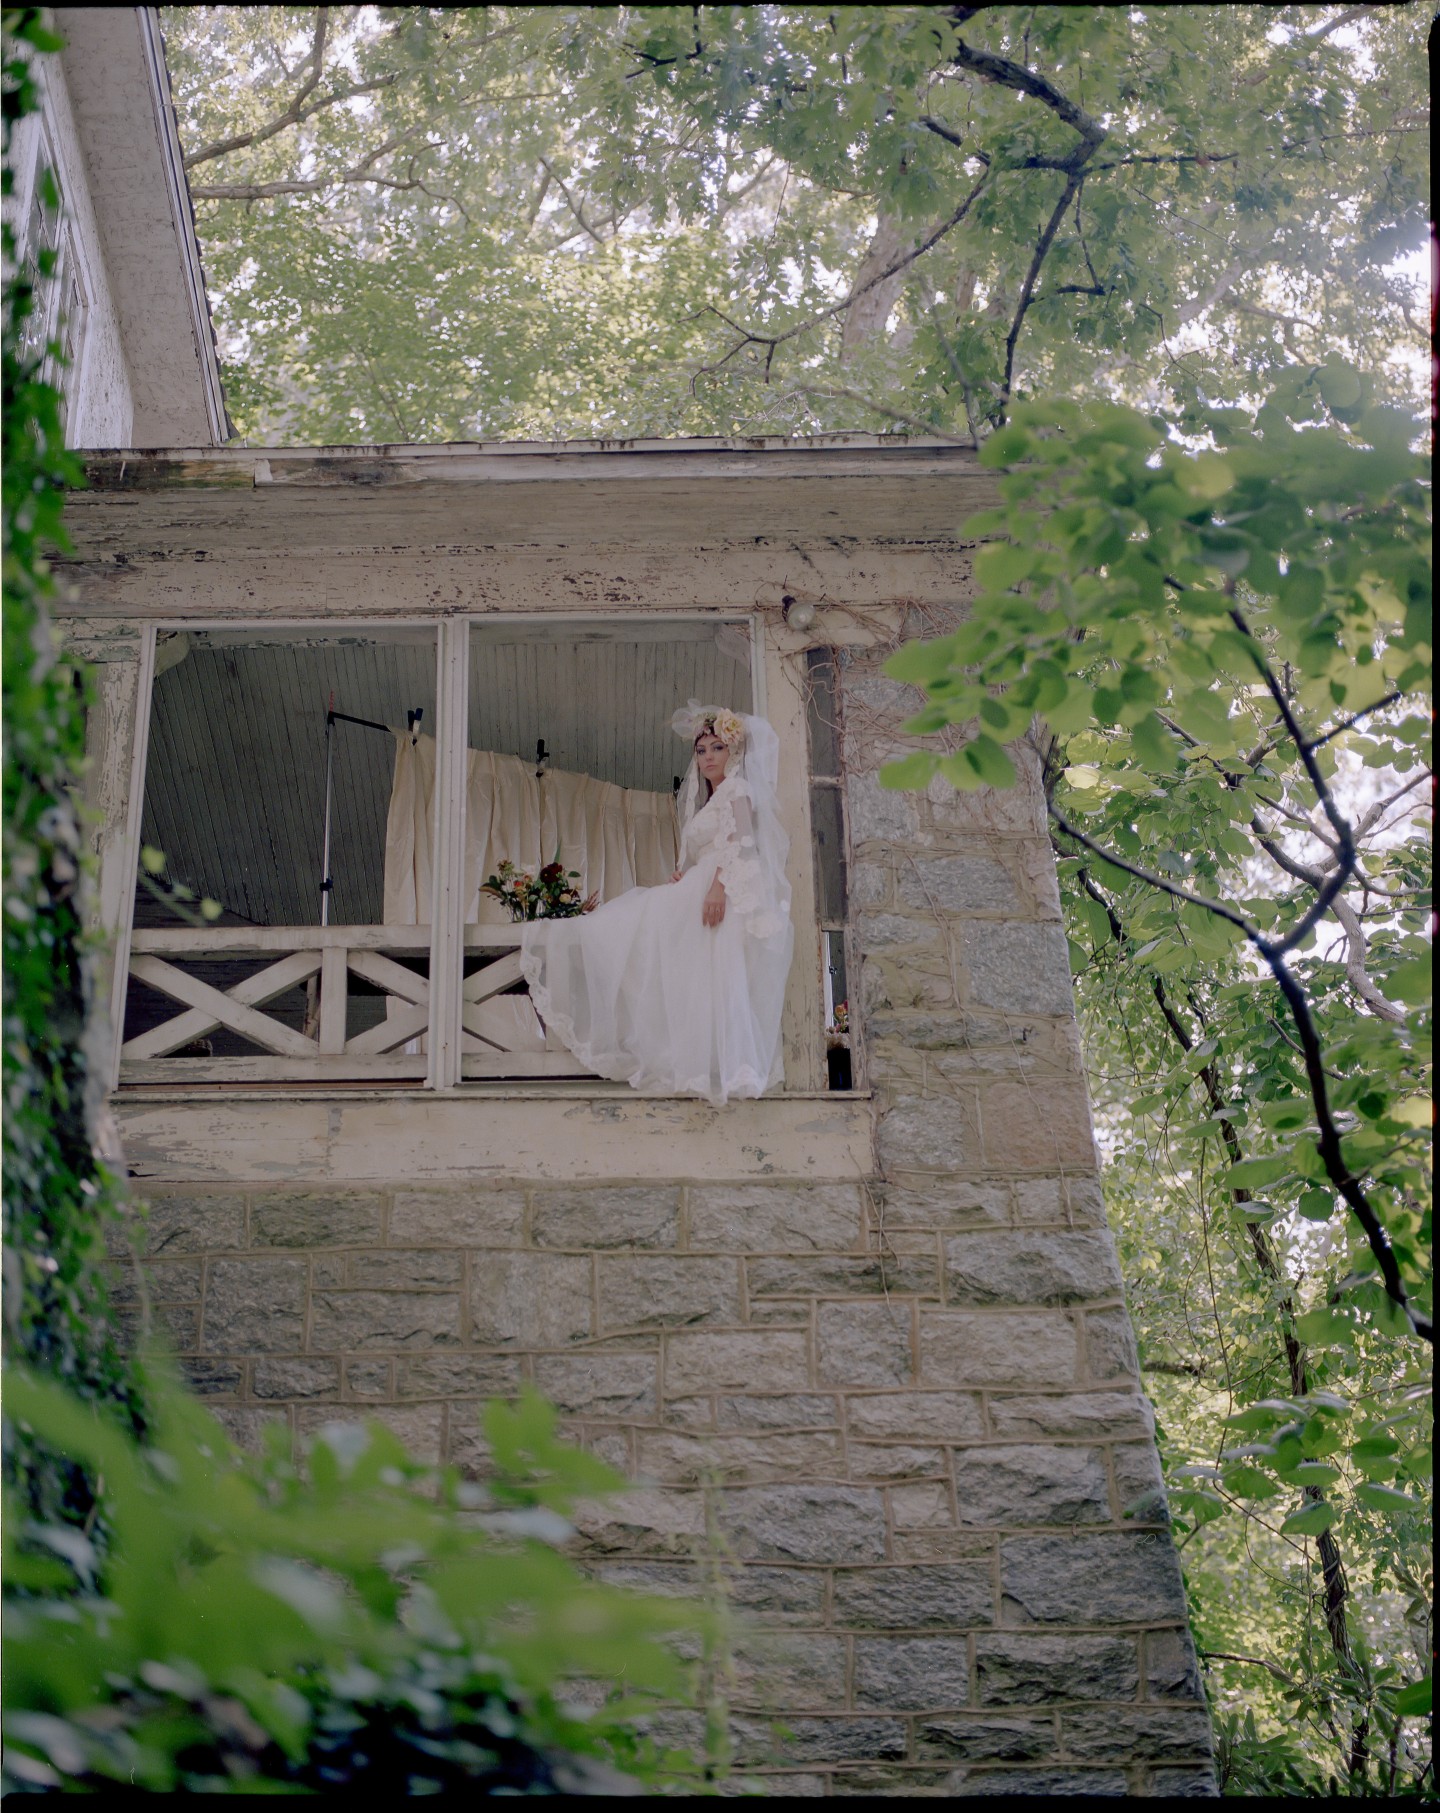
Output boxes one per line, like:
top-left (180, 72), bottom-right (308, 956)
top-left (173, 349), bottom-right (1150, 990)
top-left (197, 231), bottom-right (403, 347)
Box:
top-left (3, 5), bottom-right (142, 1517)
top-left (3, 1369), bottom-right (709, 1793)
top-left (882, 377), bottom-right (1432, 1790)
top-left (884, 374), bottom-right (1430, 1341)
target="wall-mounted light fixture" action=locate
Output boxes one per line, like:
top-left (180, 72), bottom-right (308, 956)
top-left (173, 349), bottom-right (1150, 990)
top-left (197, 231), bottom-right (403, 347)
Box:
top-left (782, 594), bottom-right (817, 631)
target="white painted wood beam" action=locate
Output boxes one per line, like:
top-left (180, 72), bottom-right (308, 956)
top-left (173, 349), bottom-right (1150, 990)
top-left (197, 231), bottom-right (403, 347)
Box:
top-left (104, 622), bottom-right (156, 1090)
top-left (427, 620), bottom-right (469, 1090)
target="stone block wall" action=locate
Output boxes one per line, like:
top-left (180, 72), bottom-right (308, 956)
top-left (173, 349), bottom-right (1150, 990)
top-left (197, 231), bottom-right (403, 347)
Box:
top-left (114, 1169), bottom-right (1212, 1794)
top-left (107, 640), bottom-right (1215, 1795)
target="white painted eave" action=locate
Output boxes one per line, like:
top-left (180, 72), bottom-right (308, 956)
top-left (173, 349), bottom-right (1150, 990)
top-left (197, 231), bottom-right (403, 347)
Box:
top-left (63, 434), bottom-right (996, 556)
top-left (56, 5), bottom-right (229, 447)
top-left (81, 429), bottom-right (979, 473)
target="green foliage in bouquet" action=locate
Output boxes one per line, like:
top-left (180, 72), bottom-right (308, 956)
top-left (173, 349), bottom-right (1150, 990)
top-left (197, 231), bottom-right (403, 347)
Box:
top-left (3, 1366), bottom-right (710, 1793)
top-left (481, 857), bottom-right (598, 923)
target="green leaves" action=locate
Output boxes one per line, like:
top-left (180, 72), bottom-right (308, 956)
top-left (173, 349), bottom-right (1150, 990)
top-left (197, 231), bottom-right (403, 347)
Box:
top-left (1348, 1434), bottom-right (1400, 1471)
top-left (5, 14), bottom-right (142, 1533)
top-left (1280, 1501), bottom-right (1336, 1538)
top-left (948, 734), bottom-right (1017, 791)
top-left (2, 1365), bottom-right (710, 1792)
top-left (1316, 360), bottom-right (1363, 413)
top-left (157, 0), bottom-right (1430, 448)
top-left (885, 635), bottom-right (959, 685)
top-left (1351, 1481), bottom-right (1423, 1518)
top-left (1173, 451), bottom-right (1237, 503)
top-left (973, 540), bottom-right (1035, 590)
top-left (1385, 953), bottom-right (1431, 1008)
top-left (1224, 1156), bottom-right (1292, 1191)
top-left (1129, 711), bottom-right (1185, 773)
top-left (878, 750), bottom-right (937, 791)
top-left (1392, 1677), bottom-right (1432, 1717)
top-left (976, 387), bottom-right (1434, 1794)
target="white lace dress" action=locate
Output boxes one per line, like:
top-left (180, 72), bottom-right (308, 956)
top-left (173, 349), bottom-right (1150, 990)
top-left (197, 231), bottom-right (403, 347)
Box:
top-left (519, 775), bottom-right (794, 1106)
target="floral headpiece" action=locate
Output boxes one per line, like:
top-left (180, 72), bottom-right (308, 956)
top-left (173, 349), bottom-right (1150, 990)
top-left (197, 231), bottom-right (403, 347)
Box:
top-left (670, 699), bottom-right (745, 748)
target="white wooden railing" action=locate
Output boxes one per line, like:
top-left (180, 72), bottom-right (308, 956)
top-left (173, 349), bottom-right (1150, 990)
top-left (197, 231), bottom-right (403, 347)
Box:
top-left (119, 925), bottom-right (592, 1084)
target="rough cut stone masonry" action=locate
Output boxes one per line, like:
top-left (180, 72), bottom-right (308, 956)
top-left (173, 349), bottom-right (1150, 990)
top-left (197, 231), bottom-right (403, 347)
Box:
top-left (111, 642), bottom-right (1216, 1795)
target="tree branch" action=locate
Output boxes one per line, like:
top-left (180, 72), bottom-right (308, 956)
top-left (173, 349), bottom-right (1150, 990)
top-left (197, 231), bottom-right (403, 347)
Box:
top-left (1330, 896), bottom-right (1407, 1025)
top-left (1307, 690), bottom-right (1407, 754)
top-left (1052, 805), bottom-right (1260, 937)
top-left (715, 154), bottom-right (781, 218)
top-left (931, 21), bottom-right (1109, 409)
top-left (689, 165), bottom-right (992, 389)
top-left (919, 114), bottom-right (976, 155)
top-left (946, 18), bottom-right (1107, 162)
top-left (1266, 961), bottom-right (1429, 1339)
top-left (1200, 1650), bottom-right (1304, 1688)
top-left (693, 15), bottom-right (1109, 394)
top-left (1232, 299), bottom-right (1322, 333)
top-left (1078, 122), bottom-right (1427, 177)
top-left (1225, 605), bottom-right (1357, 954)
top-left (182, 16), bottom-right (532, 172)
top-left (1002, 166), bottom-right (1085, 404)
top-left (788, 382), bottom-right (976, 444)
top-left (1174, 253), bottom-right (1255, 331)
top-left (1071, 852), bottom-right (1316, 1378)
top-left (192, 119), bottom-right (443, 204)
top-left (1053, 800), bottom-right (1430, 1344)
top-left (535, 156), bottom-right (606, 247)
top-left (523, 168), bottom-right (553, 232)
top-left (1249, 828), bottom-right (1405, 1024)
top-left (184, 68), bottom-right (406, 173)
top-left (184, 8), bottom-right (341, 168)
top-left (1302, 5), bottom-right (1381, 46)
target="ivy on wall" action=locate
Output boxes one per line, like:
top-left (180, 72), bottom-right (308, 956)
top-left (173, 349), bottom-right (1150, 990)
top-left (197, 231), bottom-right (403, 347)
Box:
top-left (1, 35), bottom-right (718, 1793)
top-left (2, 6), bottom-right (143, 1518)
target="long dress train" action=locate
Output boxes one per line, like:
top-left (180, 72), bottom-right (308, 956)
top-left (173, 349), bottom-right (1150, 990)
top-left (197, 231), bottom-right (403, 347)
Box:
top-left (519, 773), bottom-right (793, 1107)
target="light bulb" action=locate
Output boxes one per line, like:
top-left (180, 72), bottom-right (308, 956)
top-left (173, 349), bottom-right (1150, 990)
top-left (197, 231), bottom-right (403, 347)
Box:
top-left (783, 597), bottom-right (817, 631)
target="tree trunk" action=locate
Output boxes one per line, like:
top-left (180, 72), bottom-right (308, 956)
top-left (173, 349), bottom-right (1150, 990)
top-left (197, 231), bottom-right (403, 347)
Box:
top-left (840, 211), bottom-right (921, 362)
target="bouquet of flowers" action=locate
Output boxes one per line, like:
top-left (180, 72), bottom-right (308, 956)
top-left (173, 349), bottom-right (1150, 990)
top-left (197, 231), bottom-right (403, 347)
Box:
top-left (829, 1000), bottom-right (850, 1037)
top-left (480, 858), bottom-right (598, 922)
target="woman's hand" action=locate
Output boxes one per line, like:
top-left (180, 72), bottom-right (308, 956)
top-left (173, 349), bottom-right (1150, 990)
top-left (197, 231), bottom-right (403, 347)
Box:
top-left (669, 867), bottom-right (683, 884)
top-left (702, 879), bottom-right (727, 927)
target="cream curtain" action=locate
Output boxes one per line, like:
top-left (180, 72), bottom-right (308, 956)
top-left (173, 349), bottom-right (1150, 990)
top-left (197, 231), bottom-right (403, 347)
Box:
top-left (383, 732), bottom-right (680, 926)
top-left (381, 734), bottom-right (679, 1058)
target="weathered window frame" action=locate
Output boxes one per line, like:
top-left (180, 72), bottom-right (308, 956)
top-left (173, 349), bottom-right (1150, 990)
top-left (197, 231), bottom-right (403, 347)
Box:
top-left (102, 609), bottom-right (832, 1095)
top-left (804, 648), bottom-right (856, 1090)
top-left (12, 117), bottom-right (93, 429)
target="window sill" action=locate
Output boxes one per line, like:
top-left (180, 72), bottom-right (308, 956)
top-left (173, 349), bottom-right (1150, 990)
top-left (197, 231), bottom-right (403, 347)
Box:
top-left (113, 1086), bottom-right (877, 1185)
top-left (114, 1080), bottom-right (871, 1103)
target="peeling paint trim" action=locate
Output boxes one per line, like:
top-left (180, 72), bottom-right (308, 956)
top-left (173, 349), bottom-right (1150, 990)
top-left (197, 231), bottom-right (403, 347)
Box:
top-left (137, 6), bottom-right (231, 445)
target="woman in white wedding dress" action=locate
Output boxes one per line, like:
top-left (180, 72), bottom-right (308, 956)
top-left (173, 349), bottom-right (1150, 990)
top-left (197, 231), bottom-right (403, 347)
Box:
top-left (519, 703), bottom-right (794, 1106)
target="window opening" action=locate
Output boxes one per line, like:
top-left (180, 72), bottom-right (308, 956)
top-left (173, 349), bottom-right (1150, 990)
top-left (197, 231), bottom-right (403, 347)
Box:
top-left (457, 618), bottom-right (754, 1082)
top-left (805, 648), bottom-right (853, 1090)
top-left (116, 616), bottom-right (799, 1093)
top-left (121, 627), bottom-right (439, 1086)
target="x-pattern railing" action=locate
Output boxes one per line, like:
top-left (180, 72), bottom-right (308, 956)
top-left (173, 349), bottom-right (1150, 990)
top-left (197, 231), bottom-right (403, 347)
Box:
top-left (120, 925), bottom-right (588, 1083)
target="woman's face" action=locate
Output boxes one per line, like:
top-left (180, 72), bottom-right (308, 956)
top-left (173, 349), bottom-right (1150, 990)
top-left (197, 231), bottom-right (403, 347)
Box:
top-left (695, 731), bottom-right (730, 785)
